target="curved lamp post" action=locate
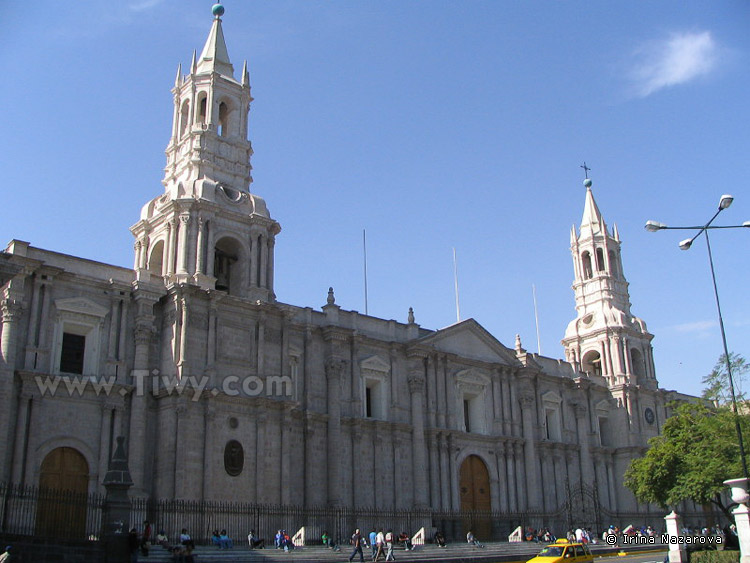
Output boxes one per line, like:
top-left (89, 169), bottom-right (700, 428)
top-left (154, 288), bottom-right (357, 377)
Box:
top-left (645, 194), bottom-right (750, 480)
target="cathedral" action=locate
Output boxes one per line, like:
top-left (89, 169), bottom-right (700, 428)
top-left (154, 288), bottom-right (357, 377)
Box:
top-left (0, 4), bottom-right (691, 531)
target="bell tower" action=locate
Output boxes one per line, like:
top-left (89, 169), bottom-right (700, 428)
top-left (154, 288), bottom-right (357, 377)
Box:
top-left (131, 4), bottom-right (280, 302)
top-left (562, 178), bottom-right (657, 389)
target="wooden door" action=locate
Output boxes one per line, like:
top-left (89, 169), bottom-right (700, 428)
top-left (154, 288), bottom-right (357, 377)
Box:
top-left (37, 447), bottom-right (89, 538)
top-left (459, 455), bottom-right (491, 540)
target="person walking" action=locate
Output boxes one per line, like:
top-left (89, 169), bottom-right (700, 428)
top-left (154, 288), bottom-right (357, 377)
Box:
top-left (385, 529), bottom-right (396, 561)
top-left (349, 528), bottom-right (365, 563)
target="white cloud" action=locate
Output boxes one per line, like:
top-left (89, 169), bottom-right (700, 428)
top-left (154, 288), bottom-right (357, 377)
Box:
top-left (128, 0), bottom-right (165, 12)
top-left (629, 31), bottom-right (718, 97)
top-left (670, 320), bottom-right (716, 334)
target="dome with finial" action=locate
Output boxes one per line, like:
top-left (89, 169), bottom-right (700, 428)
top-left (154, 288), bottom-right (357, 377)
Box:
top-left (212, 3), bottom-right (225, 17)
top-left (584, 178), bottom-right (592, 189)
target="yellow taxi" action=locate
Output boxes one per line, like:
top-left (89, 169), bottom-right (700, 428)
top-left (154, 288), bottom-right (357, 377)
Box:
top-left (527, 539), bottom-right (594, 563)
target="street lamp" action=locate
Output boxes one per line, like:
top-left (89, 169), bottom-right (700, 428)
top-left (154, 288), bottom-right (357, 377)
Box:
top-left (645, 194), bottom-right (750, 480)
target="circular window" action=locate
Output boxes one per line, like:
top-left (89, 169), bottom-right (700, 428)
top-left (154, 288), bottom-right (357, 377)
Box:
top-left (224, 440), bottom-right (244, 477)
top-left (228, 417), bottom-right (239, 429)
top-left (644, 407), bottom-right (655, 425)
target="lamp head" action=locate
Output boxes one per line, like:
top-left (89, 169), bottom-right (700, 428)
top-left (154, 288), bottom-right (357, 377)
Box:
top-left (743, 221), bottom-right (750, 228)
top-left (719, 194), bottom-right (734, 210)
top-left (645, 220), bottom-right (666, 232)
top-left (679, 238), bottom-right (693, 250)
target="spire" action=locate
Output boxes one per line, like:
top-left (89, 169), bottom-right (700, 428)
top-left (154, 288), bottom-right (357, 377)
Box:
top-left (197, 4), bottom-right (234, 78)
top-left (580, 178), bottom-right (606, 235)
top-left (241, 60), bottom-right (249, 87)
top-left (174, 63), bottom-right (182, 88)
top-left (190, 49), bottom-right (197, 74)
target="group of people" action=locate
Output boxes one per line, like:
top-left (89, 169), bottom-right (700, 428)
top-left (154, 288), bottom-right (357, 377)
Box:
top-left (210, 529), bottom-right (234, 549)
top-left (127, 524), bottom-right (196, 562)
top-left (348, 528), bottom-right (415, 562)
top-left (523, 527), bottom-right (556, 543)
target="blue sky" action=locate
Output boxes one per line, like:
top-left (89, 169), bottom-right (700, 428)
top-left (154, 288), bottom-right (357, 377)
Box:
top-left (1, 1), bottom-right (749, 398)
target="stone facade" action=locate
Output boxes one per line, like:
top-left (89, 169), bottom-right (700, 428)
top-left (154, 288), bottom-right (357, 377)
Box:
top-left (0, 8), bottom-right (692, 517)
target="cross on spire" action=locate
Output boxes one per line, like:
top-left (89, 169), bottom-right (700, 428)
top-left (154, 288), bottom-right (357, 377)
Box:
top-left (580, 162), bottom-right (591, 179)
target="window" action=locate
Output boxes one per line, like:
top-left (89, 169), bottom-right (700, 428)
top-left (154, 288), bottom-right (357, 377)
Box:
top-left (218, 102), bottom-right (229, 137)
top-left (463, 399), bottom-right (471, 432)
top-left (608, 250), bottom-right (618, 277)
top-left (52, 298), bottom-right (109, 377)
top-left (595, 248), bottom-right (605, 272)
top-left (581, 251), bottom-right (593, 279)
top-left (598, 416), bottom-right (612, 446)
top-left (179, 100), bottom-right (190, 137)
top-left (197, 92), bottom-right (207, 125)
top-left (541, 391), bottom-right (562, 441)
top-left (360, 355), bottom-right (391, 421)
top-left (581, 350), bottom-right (602, 377)
top-left (60, 333), bottom-right (85, 374)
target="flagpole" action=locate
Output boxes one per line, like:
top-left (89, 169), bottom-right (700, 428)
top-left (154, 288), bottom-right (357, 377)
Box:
top-left (453, 247), bottom-right (461, 323)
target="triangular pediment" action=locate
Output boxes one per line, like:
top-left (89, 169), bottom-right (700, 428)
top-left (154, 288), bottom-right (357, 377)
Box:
top-left (413, 319), bottom-right (521, 366)
top-left (361, 355), bottom-right (390, 373)
top-left (55, 297), bottom-right (109, 318)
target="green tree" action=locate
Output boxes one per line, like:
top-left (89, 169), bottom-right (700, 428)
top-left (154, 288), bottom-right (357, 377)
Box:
top-left (624, 401), bottom-right (750, 523)
top-left (702, 353), bottom-right (749, 405)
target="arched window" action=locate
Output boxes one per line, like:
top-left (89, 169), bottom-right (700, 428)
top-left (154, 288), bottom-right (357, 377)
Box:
top-left (196, 92), bottom-right (207, 126)
top-left (214, 236), bottom-right (243, 294)
top-left (179, 100), bottom-right (190, 137)
top-left (595, 247), bottom-right (605, 272)
top-left (218, 102), bottom-right (229, 137)
top-left (148, 240), bottom-right (165, 276)
top-left (581, 251), bottom-right (593, 279)
top-left (581, 350), bottom-right (602, 377)
top-left (631, 348), bottom-right (646, 378)
top-left (608, 250), bottom-right (618, 277)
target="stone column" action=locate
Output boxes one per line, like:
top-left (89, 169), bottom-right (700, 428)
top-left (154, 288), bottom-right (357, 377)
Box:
top-left (281, 406), bottom-right (293, 505)
top-left (407, 359), bottom-right (429, 508)
top-left (448, 433), bottom-right (459, 510)
top-left (195, 217), bottom-right (205, 275)
top-left (267, 236), bottom-right (276, 295)
top-left (23, 278), bottom-right (42, 370)
top-left (574, 404), bottom-right (594, 490)
top-left (1, 299), bottom-right (22, 482)
top-left (256, 413), bottom-right (267, 503)
top-left (201, 406), bottom-right (216, 500)
top-left (325, 358), bottom-right (344, 506)
top-left (664, 511), bottom-right (687, 563)
top-left (303, 415), bottom-right (316, 506)
top-left (440, 433), bottom-right (451, 509)
top-left (514, 443), bottom-right (525, 510)
top-left (256, 312), bottom-right (266, 375)
top-left (176, 215), bottom-right (190, 276)
top-left (351, 423), bottom-right (363, 507)
top-left (519, 394), bottom-right (541, 509)
top-left (127, 290), bottom-right (156, 496)
top-left (259, 234), bottom-right (268, 289)
top-left (98, 403), bottom-right (113, 489)
top-left (428, 435), bottom-right (440, 508)
top-left (501, 369), bottom-right (511, 435)
top-left (166, 219), bottom-right (177, 276)
top-left (496, 446), bottom-right (508, 512)
top-left (11, 392), bottom-right (32, 484)
top-left (248, 233), bottom-right (257, 287)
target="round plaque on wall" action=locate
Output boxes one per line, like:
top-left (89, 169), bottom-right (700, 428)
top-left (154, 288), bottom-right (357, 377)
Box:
top-left (224, 440), bottom-right (244, 476)
top-left (644, 407), bottom-right (655, 425)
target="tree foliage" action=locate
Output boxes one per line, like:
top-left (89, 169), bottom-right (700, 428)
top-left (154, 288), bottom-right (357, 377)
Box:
top-left (624, 401), bottom-right (750, 522)
top-left (702, 352), bottom-right (749, 405)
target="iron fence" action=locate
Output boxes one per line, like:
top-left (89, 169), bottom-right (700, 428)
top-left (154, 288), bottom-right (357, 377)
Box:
top-left (0, 482), bottom-right (105, 541)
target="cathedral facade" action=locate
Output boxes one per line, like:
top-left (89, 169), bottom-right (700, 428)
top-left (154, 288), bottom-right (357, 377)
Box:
top-left (0, 6), bottom-right (690, 522)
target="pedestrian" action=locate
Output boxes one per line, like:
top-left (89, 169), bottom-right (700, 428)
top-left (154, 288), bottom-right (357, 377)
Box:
top-left (0, 546), bottom-right (12, 563)
top-left (369, 529), bottom-right (378, 559)
top-left (349, 528), bottom-right (365, 563)
top-left (385, 529), bottom-right (396, 561)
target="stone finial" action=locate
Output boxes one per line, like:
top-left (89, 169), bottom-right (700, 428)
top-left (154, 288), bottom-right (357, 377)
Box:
top-left (408, 307), bottom-right (415, 324)
top-left (327, 287), bottom-right (335, 305)
top-left (515, 334), bottom-right (526, 354)
top-left (102, 436), bottom-right (134, 487)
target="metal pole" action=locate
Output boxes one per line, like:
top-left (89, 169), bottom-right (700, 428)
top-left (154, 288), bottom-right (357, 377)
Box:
top-left (704, 229), bottom-right (749, 480)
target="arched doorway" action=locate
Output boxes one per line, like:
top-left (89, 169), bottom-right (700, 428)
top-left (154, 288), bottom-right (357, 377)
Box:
top-left (459, 455), bottom-right (491, 539)
top-left (37, 447), bottom-right (89, 538)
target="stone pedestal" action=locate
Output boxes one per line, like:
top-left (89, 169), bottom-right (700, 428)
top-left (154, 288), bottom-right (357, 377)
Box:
top-left (664, 511), bottom-right (687, 563)
top-left (102, 436), bottom-right (134, 563)
top-left (733, 504), bottom-right (750, 563)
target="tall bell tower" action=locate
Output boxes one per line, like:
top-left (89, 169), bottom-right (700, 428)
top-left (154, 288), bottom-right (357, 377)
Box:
top-left (562, 177), bottom-right (657, 389)
top-left (131, 4), bottom-right (280, 302)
